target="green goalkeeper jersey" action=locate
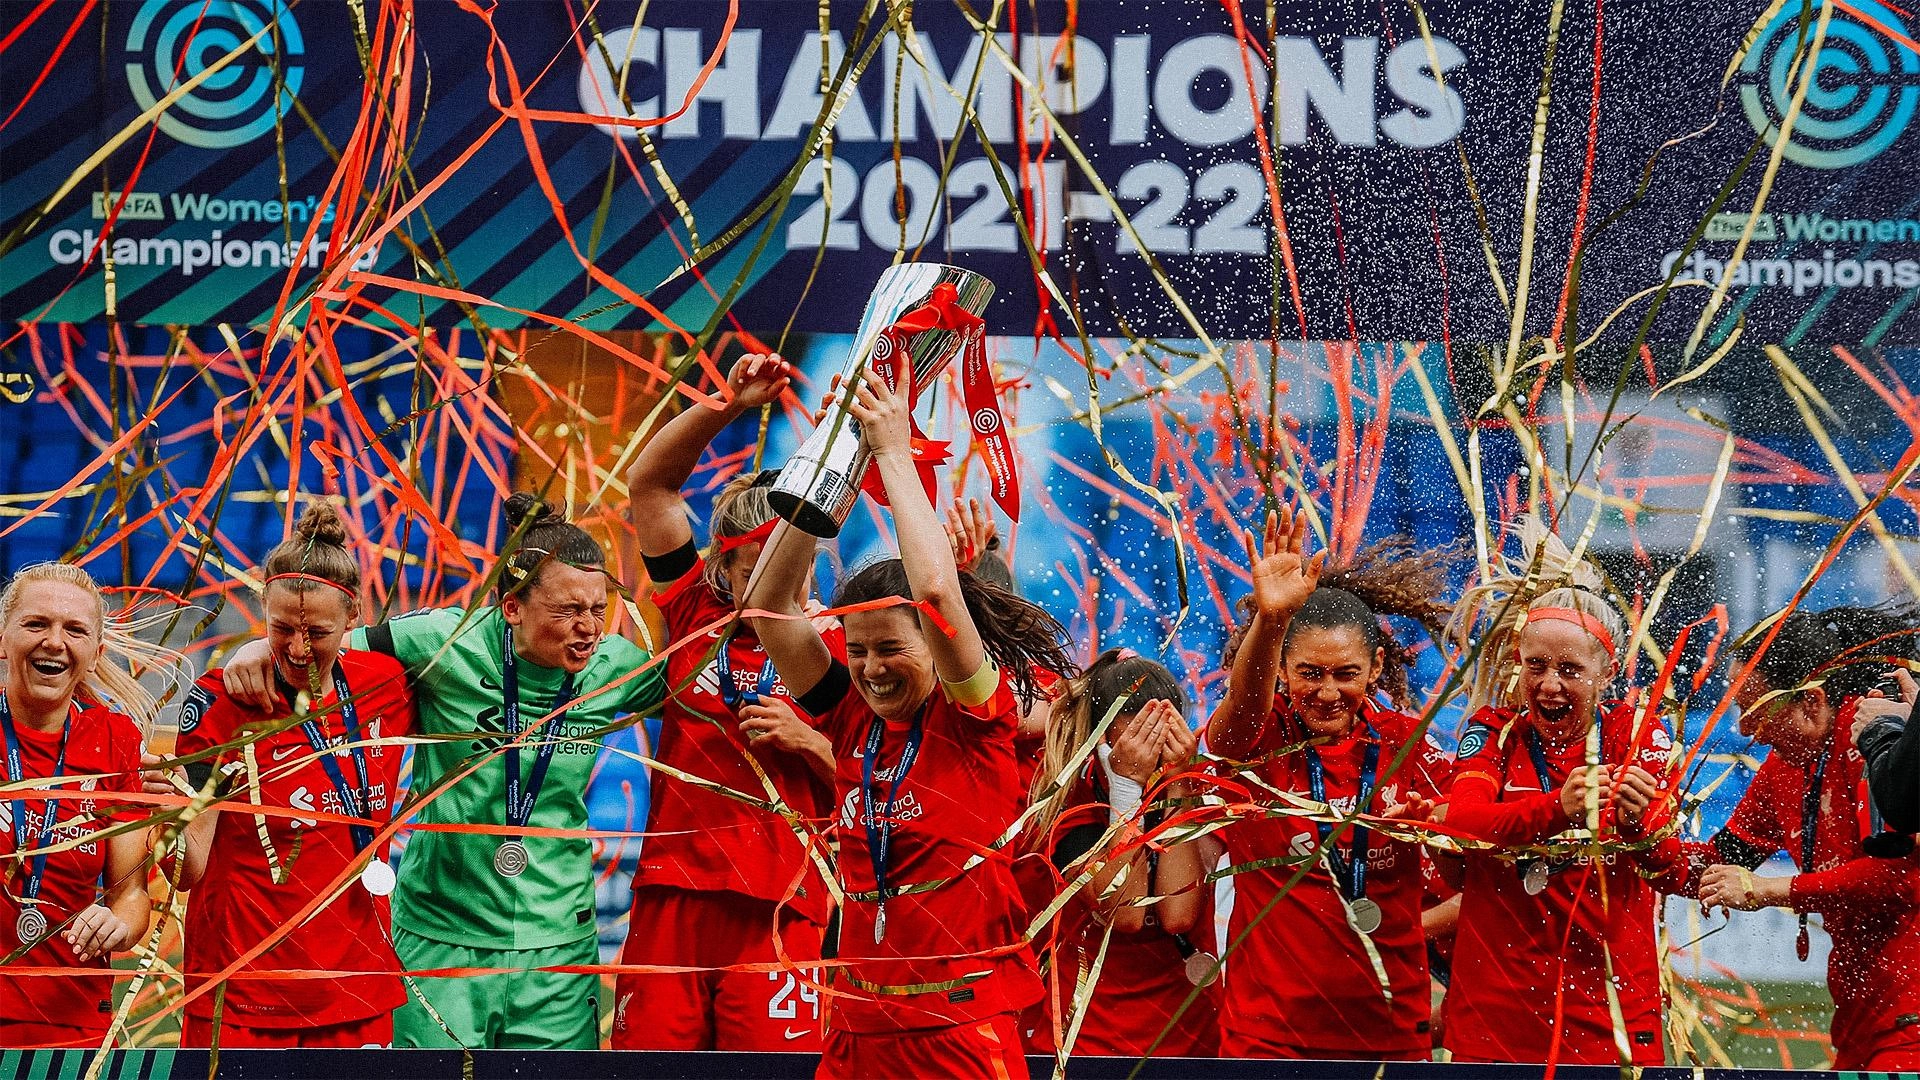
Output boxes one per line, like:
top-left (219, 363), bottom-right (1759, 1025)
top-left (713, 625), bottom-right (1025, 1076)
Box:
top-left (353, 605), bottom-right (665, 950)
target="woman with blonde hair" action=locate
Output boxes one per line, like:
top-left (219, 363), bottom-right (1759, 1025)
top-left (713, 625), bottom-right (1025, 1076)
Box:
top-left (1435, 518), bottom-right (1675, 1066)
top-left (0, 562), bottom-right (170, 1047)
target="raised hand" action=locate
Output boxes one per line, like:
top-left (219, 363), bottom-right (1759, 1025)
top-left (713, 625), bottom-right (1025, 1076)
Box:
top-left (847, 363), bottom-right (912, 456)
top-left (945, 498), bottom-right (998, 573)
top-left (726, 353), bottom-right (792, 410)
top-left (1559, 764), bottom-right (1616, 824)
top-left (1245, 504), bottom-right (1327, 620)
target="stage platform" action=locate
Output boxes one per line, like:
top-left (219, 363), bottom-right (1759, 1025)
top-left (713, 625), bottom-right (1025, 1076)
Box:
top-left (0, 1049), bottom-right (1871, 1079)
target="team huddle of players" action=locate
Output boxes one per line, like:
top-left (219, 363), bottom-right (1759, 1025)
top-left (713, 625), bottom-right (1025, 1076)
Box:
top-left (4, 352), bottom-right (1920, 1076)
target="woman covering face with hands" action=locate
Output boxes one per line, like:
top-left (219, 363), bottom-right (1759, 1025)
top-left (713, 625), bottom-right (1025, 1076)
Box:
top-left (1436, 518), bottom-right (1676, 1066)
top-left (1021, 651), bottom-right (1219, 1058)
top-left (743, 362), bottom-right (1077, 1079)
top-left (1206, 512), bottom-right (1457, 1060)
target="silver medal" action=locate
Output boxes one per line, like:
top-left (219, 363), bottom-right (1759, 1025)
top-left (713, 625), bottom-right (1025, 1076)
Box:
top-left (873, 904), bottom-right (887, 944)
top-left (15, 906), bottom-right (47, 947)
top-left (361, 859), bottom-right (397, 896)
top-left (1183, 950), bottom-right (1220, 987)
top-left (493, 839), bottom-right (530, 878)
top-left (1347, 897), bottom-right (1383, 936)
top-left (1523, 860), bottom-right (1551, 896)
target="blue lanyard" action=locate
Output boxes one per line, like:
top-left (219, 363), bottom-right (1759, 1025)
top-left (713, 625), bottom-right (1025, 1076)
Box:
top-left (1799, 749), bottom-right (1828, 873)
top-left (1304, 718), bottom-right (1379, 902)
top-left (715, 630), bottom-right (777, 709)
top-left (294, 668), bottom-right (375, 855)
top-left (0, 694), bottom-right (70, 906)
top-left (500, 620), bottom-right (575, 831)
top-left (860, 708), bottom-right (927, 906)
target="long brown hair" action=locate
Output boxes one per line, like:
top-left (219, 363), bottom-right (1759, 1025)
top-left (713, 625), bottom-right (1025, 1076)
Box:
top-left (261, 502), bottom-right (360, 599)
top-left (831, 558), bottom-right (1078, 708)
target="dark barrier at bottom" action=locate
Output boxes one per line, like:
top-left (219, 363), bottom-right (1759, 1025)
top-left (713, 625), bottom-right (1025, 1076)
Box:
top-left (0, 1050), bottom-right (1900, 1080)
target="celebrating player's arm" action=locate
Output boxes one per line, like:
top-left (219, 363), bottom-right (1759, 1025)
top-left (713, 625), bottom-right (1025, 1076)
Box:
top-left (1206, 506), bottom-right (1326, 761)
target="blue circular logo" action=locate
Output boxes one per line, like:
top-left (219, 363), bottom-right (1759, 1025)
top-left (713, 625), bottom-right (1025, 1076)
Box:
top-left (1738, 0), bottom-right (1919, 169)
top-left (125, 0), bottom-right (304, 150)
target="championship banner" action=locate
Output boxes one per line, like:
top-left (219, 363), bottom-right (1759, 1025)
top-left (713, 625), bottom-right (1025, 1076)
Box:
top-left (1, 0), bottom-right (1914, 340)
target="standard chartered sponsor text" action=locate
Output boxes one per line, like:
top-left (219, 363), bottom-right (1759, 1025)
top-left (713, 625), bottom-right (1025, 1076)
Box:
top-left (48, 228), bottom-right (380, 277)
top-left (1661, 249), bottom-right (1920, 295)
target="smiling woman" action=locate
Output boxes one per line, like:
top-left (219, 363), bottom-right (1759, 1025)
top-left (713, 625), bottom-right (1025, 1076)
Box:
top-left (1436, 517), bottom-right (1677, 1067)
top-left (0, 562), bottom-right (171, 1048)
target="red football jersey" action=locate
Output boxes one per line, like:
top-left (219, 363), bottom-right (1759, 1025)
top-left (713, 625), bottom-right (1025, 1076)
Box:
top-left (0, 703), bottom-right (145, 1033)
top-left (175, 651), bottom-right (412, 1028)
top-left (1669, 702), bottom-right (1920, 1068)
top-left (820, 669), bottom-right (1044, 1034)
top-left (634, 559), bottom-right (837, 925)
top-left (1441, 703), bottom-right (1672, 1065)
top-left (1041, 773), bottom-right (1221, 1058)
top-left (1216, 700), bottom-right (1450, 1056)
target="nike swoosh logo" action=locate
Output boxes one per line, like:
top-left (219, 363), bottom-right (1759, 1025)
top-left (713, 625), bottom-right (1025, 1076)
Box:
top-left (783, 1028), bottom-right (810, 1041)
top-left (271, 745), bottom-right (301, 761)
top-left (1503, 781), bottom-right (1545, 794)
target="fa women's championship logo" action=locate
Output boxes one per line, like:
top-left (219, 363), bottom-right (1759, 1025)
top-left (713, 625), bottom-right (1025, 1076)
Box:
top-left (125, 0), bottom-right (305, 150)
top-left (1737, 0), bottom-right (1920, 169)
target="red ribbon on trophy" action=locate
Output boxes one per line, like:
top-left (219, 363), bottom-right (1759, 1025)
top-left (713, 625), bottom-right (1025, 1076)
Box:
top-left (857, 282), bottom-right (1021, 522)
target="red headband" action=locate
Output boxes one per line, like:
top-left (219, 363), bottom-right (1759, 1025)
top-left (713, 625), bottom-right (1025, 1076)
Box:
top-left (1525, 606), bottom-right (1617, 658)
top-left (715, 519), bottom-right (779, 554)
top-left (264, 572), bottom-right (358, 600)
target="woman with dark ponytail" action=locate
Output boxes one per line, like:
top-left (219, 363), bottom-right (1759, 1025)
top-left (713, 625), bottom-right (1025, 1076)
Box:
top-left (1022, 650), bottom-right (1219, 1058)
top-left (1206, 510), bottom-right (1455, 1060)
top-left (744, 366), bottom-right (1075, 1078)
top-left (220, 492), bottom-right (667, 1049)
top-left (169, 502), bottom-right (414, 1048)
top-left (1671, 603), bottom-right (1920, 1070)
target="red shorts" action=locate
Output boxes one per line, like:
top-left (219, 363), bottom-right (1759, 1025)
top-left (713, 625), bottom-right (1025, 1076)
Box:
top-left (1842, 1043), bottom-right (1920, 1071)
top-left (1221, 1027), bottom-right (1428, 1061)
top-left (182, 1011), bottom-right (393, 1048)
top-left (819, 1013), bottom-right (1027, 1080)
top-left (612, 885), bottom-right (825, 1052)
top-left (0, 1020), bottom-right (100, 1048)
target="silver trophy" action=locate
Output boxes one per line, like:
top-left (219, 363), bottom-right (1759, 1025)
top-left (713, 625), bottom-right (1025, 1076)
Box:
top-left (769, 263), bottom-right (994, 537)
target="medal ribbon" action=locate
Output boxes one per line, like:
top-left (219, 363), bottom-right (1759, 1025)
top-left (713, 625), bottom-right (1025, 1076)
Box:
top-left (1303, 717), bottom-right (1379, 903)
top-left (714, 631), bottom-right (777, 710)
top-left (861, 707), bottom-right (928, 921)
top-left (0, 694), bottom-right (68, 911)
top-left (295, 668), bottom-right (375, 855)
top-left (500, 621), bottom-right (576, 834)
top-left (856, 282), bottom-right (1020, 522)
top-left (1797, 747), bottom-right (1828, 960)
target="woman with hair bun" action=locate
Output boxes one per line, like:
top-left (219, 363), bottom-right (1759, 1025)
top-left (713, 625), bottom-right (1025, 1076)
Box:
top-left (221, 492), bottom-right (667, 1049)
top-left (0, 562), bottom-right (169, 1047)
top-left (1205, 512), bottom-right (1456, 1060)
top-left (744, 366), bottom-right (1076, 1078)
top-left (167, 502), bottom-right (414, 1048)
top-left (1435, 518), bottom-right (1674, 1066)
top-left (1022, 649), bottom-right (1219, 1058)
